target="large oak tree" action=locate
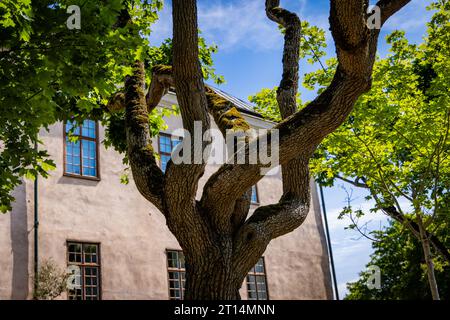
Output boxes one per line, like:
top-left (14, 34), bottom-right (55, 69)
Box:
top-left (1, 0), bottom-right (413, 300)
top-left (110, 0), bottom-right (412, 299)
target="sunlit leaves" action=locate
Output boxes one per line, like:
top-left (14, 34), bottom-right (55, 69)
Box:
top-left (0, 0), bottom-right (163, 211)
top-left (310, 2), bottom-right (450, 224)
top-left (346, 220), bottom-right (450, 300)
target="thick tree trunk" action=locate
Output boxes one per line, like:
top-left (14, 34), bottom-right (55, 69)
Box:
top-left (183, 250), bottom-right (245, 300)
top-left (418, 219), bottom-right (440, 300)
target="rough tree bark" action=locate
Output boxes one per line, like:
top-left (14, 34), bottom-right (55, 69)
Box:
top-left (110, 0), bottom-right (411, 300)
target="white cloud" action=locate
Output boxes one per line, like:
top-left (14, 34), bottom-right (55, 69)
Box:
top-left (149, 0), bottom-right (432, 53)
top-left (149, 0), bottom-right (330, 52)
top-left (383, 0), bottom-right (432, 33)
top-left (149, 3), bottom-right (172, 45)
top-left (197, 0), bottom-right (282, 51)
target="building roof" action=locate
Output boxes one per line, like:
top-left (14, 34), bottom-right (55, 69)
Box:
top-left (208, 86), bottom-right (263, 118)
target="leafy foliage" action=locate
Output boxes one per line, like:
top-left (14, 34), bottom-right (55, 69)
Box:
top-left (310, 2), bottom-right (450, 225)
top-left (346, 220), bottom-right (450, 300)
top-left (0, 0), bottom-right (224, 210)
top-left (34, 259), bottom-right (70, 300)
top-left (0, 0), bottom-right (163, 212)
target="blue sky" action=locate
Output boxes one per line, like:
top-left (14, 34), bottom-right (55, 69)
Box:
top-left (150, 0), bottom-right (434, 298)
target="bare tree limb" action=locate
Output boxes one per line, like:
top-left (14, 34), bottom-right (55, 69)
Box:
top-left (377, 0), bottom-right (412, 26)
top-left (336, 175), bottom-right (369, 188)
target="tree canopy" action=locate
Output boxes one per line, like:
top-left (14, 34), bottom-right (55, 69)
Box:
top-left (346, 220), bottom-right (450, 300)
top-left (0, 0), bottom-right (223, 212)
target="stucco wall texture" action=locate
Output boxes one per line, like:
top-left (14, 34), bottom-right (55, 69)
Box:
top-left (0, 93), bottom-right (333, 300)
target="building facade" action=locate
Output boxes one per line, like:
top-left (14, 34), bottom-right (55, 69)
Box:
top-left (0, 90), bottom-right (333, 300)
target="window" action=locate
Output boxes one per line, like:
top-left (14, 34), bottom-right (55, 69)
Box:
top-left (247, 257), bottom-right (268, 300)
top-left (64, 120), bottom-right (99, 179)
top-left (158, 133), bottom-right (182, 172)
top-left (67, 242), bottom-right (101, 300)
top-left (166, 250), bottom-right (185, 300)
top-left (251, 185), bottom-right (259, 204)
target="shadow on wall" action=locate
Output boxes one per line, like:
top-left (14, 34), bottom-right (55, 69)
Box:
top-left (10, 183), bottom-right (29, 299)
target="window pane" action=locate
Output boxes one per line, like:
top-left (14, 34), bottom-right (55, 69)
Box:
top-left (167, 251), bottom-right (185, 300)
top-left (68, 243), bottom-right (82, 263)
top-left (66, 140), bottom-right (81, 175)
top-left (161, 155), bottom-right (171, 172)
top-left (160, 142), bottom-right (171, 153)
top-left (247, 276), bottom-right (256, 291)
top-left (169, 271), bottom-right (179, 280)
top-left (159, 136), bottom-right (171, 153)
top-left (82, 120), bottom-right (96, 138)
top-left (247, 257), bottom-right (268, 300)
top-left (251, 185), bottom-right (258, 203)
top-left (256, 275), bottom-right (267, 291)
top-left (258, 291), bottom-right (267, 300)
top-left (170, 289), bottom-right (181, 299)
top-left (254, 259), bottom-right (265, 273)
top-left (179, 253), bottom-right (185, 269)
top-left (67, 242), bottom-right (100, 301)
top-left (159, 135), bottom-right (182, 172)
top-left (66, 121), bottom-right (80, 135)
top-left (167, 251), bottom-right (178, 268)
top-left (65, 120), bottom-right (98, 178)
top-left (84, 244), bottom-right (98, 264)
top-left (68, 287), bottom-right (82, 300)
top-left (247, 275), bottom-right (257, 301)
top-left (82, 140), bottom-right (97, 177)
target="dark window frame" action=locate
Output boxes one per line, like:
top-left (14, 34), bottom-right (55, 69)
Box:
top-left (66, 240), bottom-right (102, 300)
top-left (63, 120), bottom-right (100, 181)
top-left (246, 257), bottom-right (269, 300)
top-left (166, 249), bottom-right (185, 300)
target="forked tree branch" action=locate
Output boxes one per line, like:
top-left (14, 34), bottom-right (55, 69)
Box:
top-left (265, 0), bottom-right (308, 203)
top-left (232, 1), bottom-right (311, 264)
top-left (202, 0), bottom-right (411, 250)
top-left (117, 0), bottom-right (412, 274)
